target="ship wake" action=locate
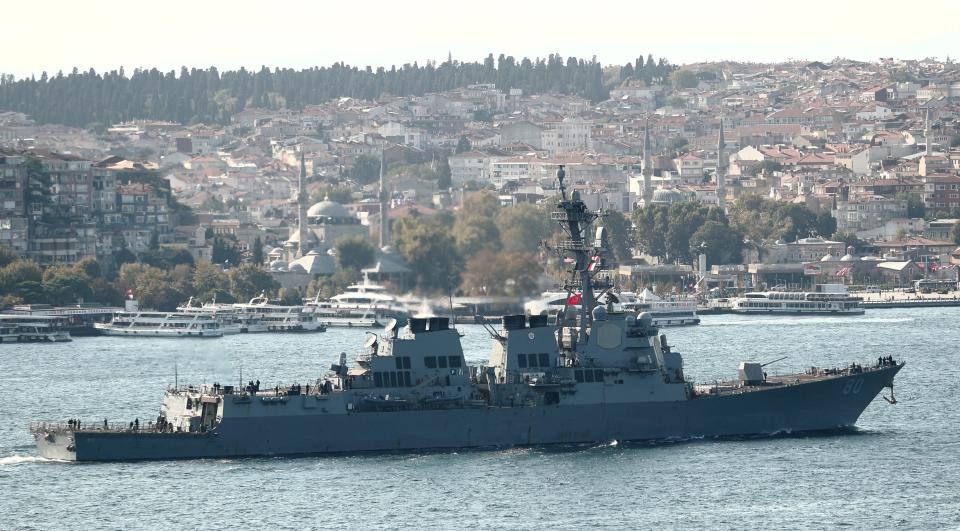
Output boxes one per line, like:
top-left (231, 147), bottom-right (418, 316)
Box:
top-left (0, 454), bottom-right (67, 466)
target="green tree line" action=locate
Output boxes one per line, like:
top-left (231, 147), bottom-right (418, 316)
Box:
top-left (0, 53), bottom-right (679, 127)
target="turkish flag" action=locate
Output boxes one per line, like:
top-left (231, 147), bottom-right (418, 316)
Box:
top-left (567, 293), bottom-right (582, 305)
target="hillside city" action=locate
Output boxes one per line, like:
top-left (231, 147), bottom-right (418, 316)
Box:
top-left (2, 55), bottom-right (960, 310)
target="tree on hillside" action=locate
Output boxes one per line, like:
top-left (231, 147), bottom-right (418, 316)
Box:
top-left (192, 261), bottom-right (232, 302)
top-left (456, 136), bottom-right (471, 154)
top-left (599, 210), bottom-right (634, 265)
top-left (115, 263), bottom-right (186, 311)
top-left (335, 236), bottom-right (376, 271)
top-left (670, 70), bottom-right (698, 90)
top-left (951, 221), bottom-right (960, 245)
top-left (251, 236), bottom-right (264, 266)
top-left (689, 221), bottom-right (744, 267)
top-left (392, 216), bottom-right (461, 294)
top-left (461, 250), bottom-right (541, 297)
top-left (495, 204), bottom-right (553, 254)
top-left (351, 155), bottom-right (381, 185)
top-left (227, 264), bottom-right (279, 301)
top-left (0, 246), bottom-right (18, 268)
top-left (453, 191), bottom-right (502, 259)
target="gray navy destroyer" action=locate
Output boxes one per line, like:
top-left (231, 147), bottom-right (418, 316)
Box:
top-left (31, 167), bottom-right (903, 461)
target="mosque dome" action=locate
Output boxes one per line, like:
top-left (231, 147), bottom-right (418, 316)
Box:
top-left (840, 253), bottom-right (856, 261)
top-left (820, 254), bottom-right (834, 262)
top-left (269, 259), bottom-right (288, 271)
top-left (285, 230), bottom-right (318, 244)
top-left (307, 200), bottom-right (351, 219)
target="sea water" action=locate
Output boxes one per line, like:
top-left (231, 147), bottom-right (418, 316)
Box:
top-left (1, 308), bottom-right (958, 529)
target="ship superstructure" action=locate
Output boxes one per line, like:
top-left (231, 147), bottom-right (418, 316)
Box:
top-left (30, 167), bottom-right (902, 461)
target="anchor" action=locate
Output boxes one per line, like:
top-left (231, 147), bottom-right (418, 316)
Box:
top-left (882, 384), bottom-right (897, 405)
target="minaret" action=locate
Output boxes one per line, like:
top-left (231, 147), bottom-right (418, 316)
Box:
top-left (641, 121), bottom-right (653, 206)
top-left (378, 148), bottom-right (390, 248)
top-left (924, 108), bottom-right (932, 157)
top-left (297, 151), bottom-right (308, 257)
top-left (716, 117), bottom-right (726, 209)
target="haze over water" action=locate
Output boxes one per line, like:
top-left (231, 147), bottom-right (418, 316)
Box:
top-left (1, 308), bottom-right (956, 529)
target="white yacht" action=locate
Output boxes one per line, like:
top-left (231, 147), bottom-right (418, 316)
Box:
top-left (728, 284), bottom-right (864, 315)
top-left (233, 293), bottom-right (326, 333)
top-left (0, 315), bottom-right (72, 342)
top-left (524, 289), bottom-right (700, 327)
top-left (95, 312), bottom-right (224, 337)
top-left (307, 276), bottom-right (409, 328)
top-left (176, 297), bottom-right (255, 334)
top-left (618, 289), bottom-right (701, 326)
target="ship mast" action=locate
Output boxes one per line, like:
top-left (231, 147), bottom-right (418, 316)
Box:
top-left (552, 165), bottom-right (600, 344)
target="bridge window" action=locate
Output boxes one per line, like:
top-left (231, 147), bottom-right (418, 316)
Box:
top-left (403, 357), bottom-right (411, 369)
top-left (374, 372), bottom-right (383, 387)
top-left (584, 369), bottom-right (595, 383)
top-left (574, 370), bottom-right (584, 383)
top-left (402, 372), bottom-right (411, 387)
top-left (389, 372), bottom-right (398, 387)
top-left (448, 356), bottom-right (461, 368)
top-left (395, 357), bottom-right (403, 370)
top-left (539, 353), bottom-right (550, 368)
top-left (595, 369), bottom-right (604, 382)
top-left (438, 356), bottom-right (448, 369)
top-left (518, 354), bottom-right (527, 368)
top-left (424, 356), bottom-right (436, 369)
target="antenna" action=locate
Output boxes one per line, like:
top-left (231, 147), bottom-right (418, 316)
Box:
top-left (174, 362), bottom-right (178, 390)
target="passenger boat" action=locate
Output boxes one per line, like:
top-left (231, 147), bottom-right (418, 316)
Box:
top-left (728, 284), bottom-right (864, 315)
top-left (176, 297), bottom-right (250, 334)
top-left (306, 275), bottom-right (409, 328)
top-left (233, 293), bottom-right (326, 333)
top-left (618, 289), bottom-right (700, 326)
top-left (94, 312), bottom-right (224, 337)
top-left (524, 288), bottom-right (700, 327)
top-left (0, 315), bottom-right (72, 342)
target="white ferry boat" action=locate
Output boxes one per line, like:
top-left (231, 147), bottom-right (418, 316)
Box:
top-left (618, 289), bottom-right (701, 326)
top-left (307, 276), bottom-right (410, 328)
top-left (728, 284), bottom-right (864, 315)
top-left (94, 312), bottom-right (224, 337)
top-left (233, 293), bottom-right (326, 333)
top-left (524, 289), bottom-right (700, 327)
top-left (0, 315), bottom-right (72, 342)
top-left (176, 298), bottom-right (259, 334)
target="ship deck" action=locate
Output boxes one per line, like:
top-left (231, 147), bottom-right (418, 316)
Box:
top-left (694, 360), bottom-right (899, 398)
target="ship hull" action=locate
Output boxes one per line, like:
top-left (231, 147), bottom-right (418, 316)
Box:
top-left (33, 365), bottom-right (900, 462)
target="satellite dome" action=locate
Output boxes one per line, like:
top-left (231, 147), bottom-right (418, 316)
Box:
top-left (592, 305), bottom-right (608, 321)
top-left (637, 312), bottom-right (654, 329)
